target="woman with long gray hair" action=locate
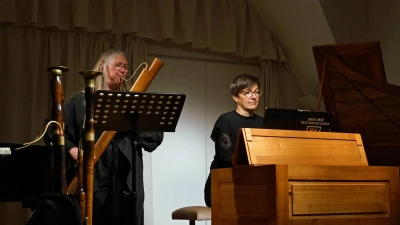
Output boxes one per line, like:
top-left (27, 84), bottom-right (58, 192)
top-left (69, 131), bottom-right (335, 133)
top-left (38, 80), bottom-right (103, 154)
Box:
top-left (47, 49), bottom-right (163, 225)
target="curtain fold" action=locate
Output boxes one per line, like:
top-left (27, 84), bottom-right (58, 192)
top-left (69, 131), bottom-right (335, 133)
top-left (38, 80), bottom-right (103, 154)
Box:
top-left (0, 24), bottom-right (146, 144)
top-left (260, 59), bottom-right (305, 109)
top-left (0, 0), bottom-right (286, 61)
top-left (260, 59), bottom-right (283, 108)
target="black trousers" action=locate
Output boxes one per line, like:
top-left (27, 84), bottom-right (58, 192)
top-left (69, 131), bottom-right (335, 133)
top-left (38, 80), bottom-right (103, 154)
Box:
top-left (93, 147), bottom-right (135, 225)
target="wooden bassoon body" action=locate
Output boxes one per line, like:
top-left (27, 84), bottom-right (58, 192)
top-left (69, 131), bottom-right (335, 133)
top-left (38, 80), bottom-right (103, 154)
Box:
top-left (47, 66), bottom-right (69, 194)
top-left (79, 70), bottom-right (102, 225)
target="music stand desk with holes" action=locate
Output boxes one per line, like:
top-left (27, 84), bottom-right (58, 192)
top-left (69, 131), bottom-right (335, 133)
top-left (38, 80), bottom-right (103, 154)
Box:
top-left (93, 90), bottom-right (186, 225)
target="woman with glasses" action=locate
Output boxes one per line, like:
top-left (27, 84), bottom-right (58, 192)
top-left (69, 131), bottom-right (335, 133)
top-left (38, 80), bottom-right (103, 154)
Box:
top-left (204, 73), bottom-right (263, 207)
top-left (47, 49), bottom-right (163, 225)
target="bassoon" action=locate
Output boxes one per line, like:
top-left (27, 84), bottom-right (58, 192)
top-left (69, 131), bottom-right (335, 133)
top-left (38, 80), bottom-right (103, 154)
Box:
top-left (79, 70), bottom-right (102, 225)
top-left (67, 58), bottom-right (164, 196)
top-left (47, 66), bottom-right (68, 194)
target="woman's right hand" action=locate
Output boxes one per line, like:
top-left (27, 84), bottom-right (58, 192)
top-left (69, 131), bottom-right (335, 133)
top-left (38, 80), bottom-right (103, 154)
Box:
top-left (69, 147), bottom-right (78, 161)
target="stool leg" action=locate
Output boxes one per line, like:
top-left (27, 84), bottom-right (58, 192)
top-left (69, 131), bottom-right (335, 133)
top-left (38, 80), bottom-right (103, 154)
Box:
top-left (189, 220), bottom-right (195, 225)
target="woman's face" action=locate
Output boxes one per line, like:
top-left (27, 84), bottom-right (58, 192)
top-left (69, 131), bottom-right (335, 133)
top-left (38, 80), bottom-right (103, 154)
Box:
top-left (233, 84), bottom-right (260, 112)
top-left (106, 54), bottom-right (128, 90)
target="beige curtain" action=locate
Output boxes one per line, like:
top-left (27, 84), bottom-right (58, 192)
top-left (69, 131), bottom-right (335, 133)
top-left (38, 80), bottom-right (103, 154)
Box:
top-left (0, 0), bottom-right (299, 141)
top-left (259, 59), bottom-right (283, 109)
top-left (0, 0), bottom-right (286, 61)
top-left (260, 59), bottom-right (305, 109)
top-left (0, 24), bottom-right (146, 144)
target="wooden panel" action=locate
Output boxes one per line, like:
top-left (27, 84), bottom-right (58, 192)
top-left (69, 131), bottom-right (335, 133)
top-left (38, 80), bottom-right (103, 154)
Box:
top-left (313, 42), bottom-right (387, 83)
top-left (276, 165), bottom-right (289, 225)
top-left (212, 166), bottom-right (277, 225)
top-left (287, 165), bottom-right (398, 180)
top-left (219, 183), bottom-right (269, 218)
top-left (290, 181), bottom-right (390, 216)
top-left (247, 128), bottom-right (364, 142)
top-left (251, 137), bottom-right (363, 166)
top-left (233, 128), bottom-right (368, 166)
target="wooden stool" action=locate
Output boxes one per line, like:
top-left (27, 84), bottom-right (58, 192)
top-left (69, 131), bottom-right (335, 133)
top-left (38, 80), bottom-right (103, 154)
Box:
top-left (172, 206), bottom-right (211, 225)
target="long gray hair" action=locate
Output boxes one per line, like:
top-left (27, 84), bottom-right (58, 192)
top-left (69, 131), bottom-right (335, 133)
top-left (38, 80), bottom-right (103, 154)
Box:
top-left (93, 49), bottom-right (130, 91)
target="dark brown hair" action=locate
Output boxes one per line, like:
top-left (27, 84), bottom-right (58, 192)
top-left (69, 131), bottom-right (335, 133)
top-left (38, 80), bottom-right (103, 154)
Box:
top-left (230, 73), bottom-right (260, 96)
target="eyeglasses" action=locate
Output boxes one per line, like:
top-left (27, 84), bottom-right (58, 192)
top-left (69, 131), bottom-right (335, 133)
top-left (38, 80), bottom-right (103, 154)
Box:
top-left (240, 89), bottom-right (262, 98)
top-left (113, 63), bottom-right (129, 72)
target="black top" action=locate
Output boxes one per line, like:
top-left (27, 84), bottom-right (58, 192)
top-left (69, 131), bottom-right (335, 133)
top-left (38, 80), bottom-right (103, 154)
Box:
top-left (204, 110), bottom-right (263, 206)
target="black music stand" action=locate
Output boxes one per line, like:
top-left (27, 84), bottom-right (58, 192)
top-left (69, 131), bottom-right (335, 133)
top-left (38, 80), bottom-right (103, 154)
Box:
top-left (93, 90), bottom-right (186, 225)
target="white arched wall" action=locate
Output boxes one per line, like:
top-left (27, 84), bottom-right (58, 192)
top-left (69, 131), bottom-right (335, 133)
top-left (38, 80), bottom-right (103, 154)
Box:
top-left (248, 0), bottom-right (335, 97)
top-left (143, 41), bottom-right (260, 225)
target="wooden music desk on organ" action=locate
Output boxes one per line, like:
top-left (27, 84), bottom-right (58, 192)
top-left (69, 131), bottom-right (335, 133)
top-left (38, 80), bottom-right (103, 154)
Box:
top-left (211, 128), bottom-right (400, 225)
